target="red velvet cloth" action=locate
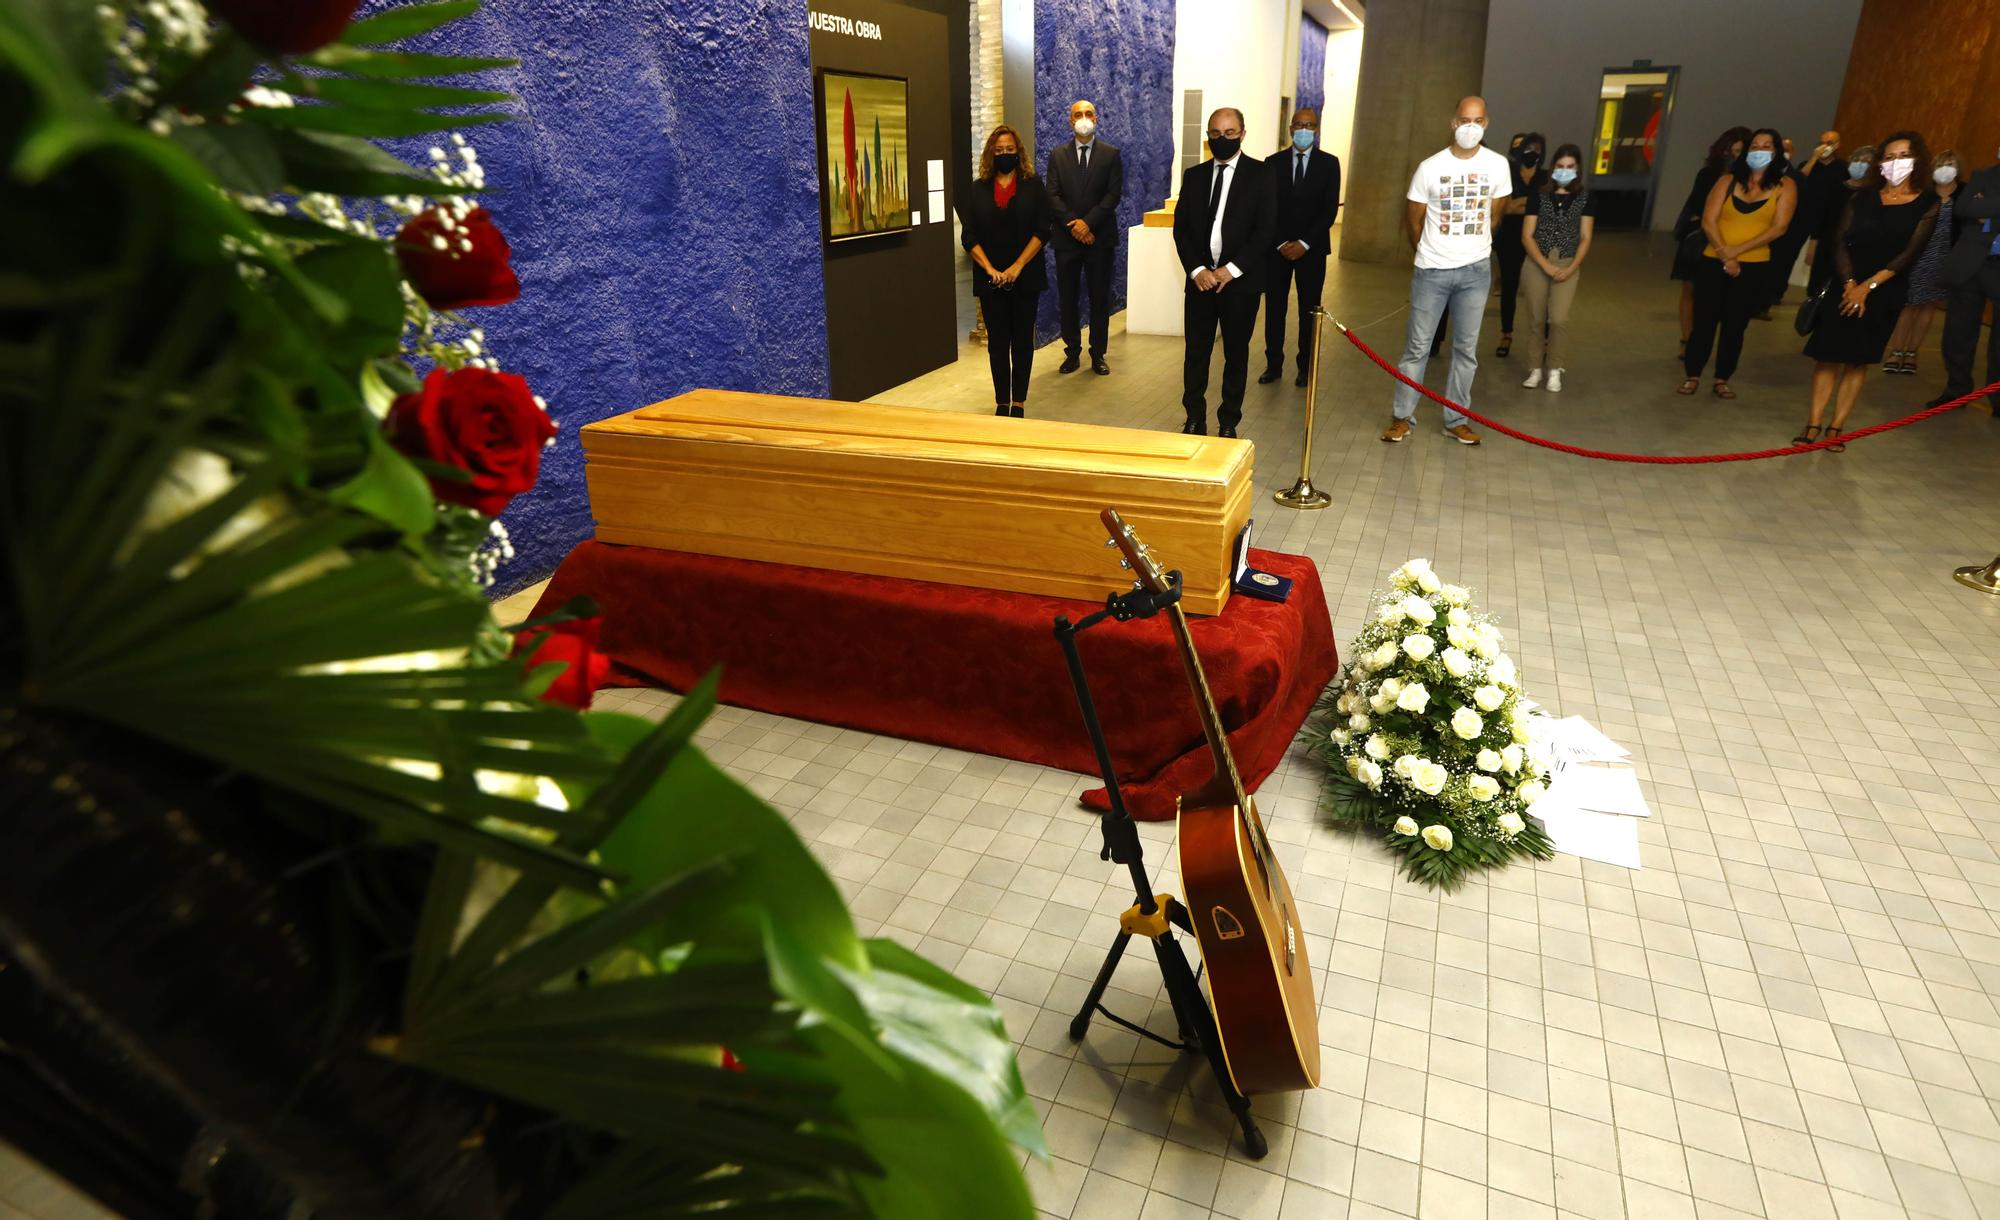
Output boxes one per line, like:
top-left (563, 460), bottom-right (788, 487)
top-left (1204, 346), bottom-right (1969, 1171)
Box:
top-left (532, 542), bottom-right (1338, 820)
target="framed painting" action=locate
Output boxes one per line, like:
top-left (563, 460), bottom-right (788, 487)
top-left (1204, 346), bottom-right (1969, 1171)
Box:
top-left (816, 69), bottom-right (913, 242)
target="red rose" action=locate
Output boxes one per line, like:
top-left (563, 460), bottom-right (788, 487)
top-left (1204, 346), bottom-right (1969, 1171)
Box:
top-left (513, 619), bottom-right (612, 710)
top-left (384, 367), bottom-right (556, 516)
top-left (397, 206), bottom-right (521, 311)
top-left (719, 1046), bottom-right (746, 1073)
top-left (211, 0), bottom-right (361, 54)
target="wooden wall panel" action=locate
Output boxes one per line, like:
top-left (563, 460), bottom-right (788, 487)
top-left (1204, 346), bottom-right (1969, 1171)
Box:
top-left (1836, 0), bottom-right (2000, 164)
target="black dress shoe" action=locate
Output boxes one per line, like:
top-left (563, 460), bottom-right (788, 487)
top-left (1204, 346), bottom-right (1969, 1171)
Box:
top-left (1092, 356), bottom-right (1110, 375)
top-left (1294, 370), bottom-right (1309, 387)
top-left (1218, 427), bottom-right (1238, 439)
top-left (1257, 367), bottom-right (1282, 384)
top-left (1058, 354), bottom-right (1081, 374)
top-left (1180, 420), bottom-right (1207, 435)
top-left (1927, 390), bottom-right (1969, 409)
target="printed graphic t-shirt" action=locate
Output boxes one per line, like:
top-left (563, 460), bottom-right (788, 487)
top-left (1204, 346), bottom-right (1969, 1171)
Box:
top-left (1406, 145), bottom-right (1513, 270)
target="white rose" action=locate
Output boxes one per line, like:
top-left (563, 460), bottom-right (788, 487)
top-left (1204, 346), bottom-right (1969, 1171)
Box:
top-left (1414, 763), bottom-right (1448, 796)
top-left (1476, 748), bottom-right (1503, 772)
top-left (1474, 623), bottom-right (1502, 659)
top-left (1395, 683), bottom-right (1431, 713)
top-left (1511, 716), bottom-right (1532, 744)
top-left (1394, 558), bottom-right (1435, 588)
top-left (1441, 647), bottom-right (1472, 678)
top-left (1365, 733), bottom-right (1391, 760)
top-left (1368, 689), bottom-right (1393, 714)
top-left (1501, 744), bottom-right (1524, 775)
top-left (1421, 823), bottom-right (1454, 851)
top-left (1441, 584), bottom-right (1470, 605)
top-left (1497, 811), bottom-right (1525, 836)
top-left (1467, 774), bottom-right (1501, 801)
top-left (1446, 623), bottom-right (1476, 650)
top-left (1415, 568), bottom-right (1442, 594)
top-left (1451, 707), bottom-right (1483, 740)
top-left (1447, 607), bottom-right (1472, 627)
top-left (1491, 657), bottom-right (1518, 689)
top-left (1393, 754), bottom-right (1419, 778)
top-left (1392, 815), bottom-right (1419, 836)
top-left (1336, 690), bottom-right (1358, 715)
top-left (1348, 712), bottom-right (1372, 732)
top-left (1331, 727), bottom-right (1352, 746)
top-left (1380, 677), bottom-right (1404, 698)
top-left (1518, 780), bottom-right (1545, 805)
top-left (1473, 685), bottom-right (1505, 712)
top-left (1371, 641), bottom-right (1400, 670)
top-left (1377, 601), bottom-right (1406, 626)
top-left (1359, 760), bottom-right (1384, 789)
top-left (1346, 756), bottom-right (1368, 782)
top-left (1402, 597), bottom-right (1437, 625)
top-left (1403, 633), bottom-right (1436, 661)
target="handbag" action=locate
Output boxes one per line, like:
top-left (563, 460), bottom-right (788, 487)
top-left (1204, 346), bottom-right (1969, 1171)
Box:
top-left (1794, 282), bottom-right (1835, 336)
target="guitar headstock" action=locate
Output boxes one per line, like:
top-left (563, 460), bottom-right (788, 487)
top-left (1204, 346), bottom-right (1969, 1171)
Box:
top-left (1100, 507), bottom-right (1174, 596)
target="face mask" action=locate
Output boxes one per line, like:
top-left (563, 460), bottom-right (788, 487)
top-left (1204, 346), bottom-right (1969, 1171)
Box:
top-left (1454, 122), bottom-right (1483, 150)
top-left (993, 152), bottom-right (1018, 174)
top-left (1848, 161), bottom-right (1869, 179)
top-left (1551, 167), bottom-right (1577, 185)
top-left (1291, 128), bottom-right (1315, 151)
top-left (1208, 135), bottom-right (1240, 161)
top-left (1745, 149), bottom-right (1773, 170)
top-left (1073, 117), bottom-right (1095, 139)
top-left (1881, 157), bottom-right (1914, 186)
top-left (1935, 165), bottom-right (1959, 185)
top-left (1517, 148), bottom-right (1543, 167)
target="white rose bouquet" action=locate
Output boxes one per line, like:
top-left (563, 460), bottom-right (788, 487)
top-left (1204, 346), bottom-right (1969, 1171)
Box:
top-left (1312, 558), bottom-right (1553, 888)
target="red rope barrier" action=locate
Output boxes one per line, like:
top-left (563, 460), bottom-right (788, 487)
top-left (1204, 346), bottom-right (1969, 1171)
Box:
top-left (1337, 323), bottom-right (2000, 464)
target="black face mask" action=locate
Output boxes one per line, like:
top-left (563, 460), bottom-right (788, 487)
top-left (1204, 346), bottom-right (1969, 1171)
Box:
top-left (1517, 148), bottom-right (1543, 167)
top-left (1208, 136), bottom-right (1241, 161)
top-left (993, 153), bottom-right (1018, 174)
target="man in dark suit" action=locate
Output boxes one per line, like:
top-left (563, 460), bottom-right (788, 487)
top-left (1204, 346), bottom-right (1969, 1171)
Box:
top-left (1928, 158), bottom-right (2000, 413)
top-left (1046, 98), bottom-right (1124, 376)
top-left (1261, 106), bottom-right (1341, 387)
top-left (1173, 108), bottom-right (1275, 437)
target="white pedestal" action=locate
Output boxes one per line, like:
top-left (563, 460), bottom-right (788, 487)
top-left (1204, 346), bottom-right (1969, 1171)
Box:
top-left (1125, 224), bottom-right (1184, 337)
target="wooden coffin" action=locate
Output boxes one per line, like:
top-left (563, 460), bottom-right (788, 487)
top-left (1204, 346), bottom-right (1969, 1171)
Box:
top-left (581, 390), bottom-right (1254, 614)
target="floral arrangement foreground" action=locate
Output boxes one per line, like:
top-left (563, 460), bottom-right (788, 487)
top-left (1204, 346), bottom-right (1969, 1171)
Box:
top-left (1311, 558), bottom-right (1555, 889)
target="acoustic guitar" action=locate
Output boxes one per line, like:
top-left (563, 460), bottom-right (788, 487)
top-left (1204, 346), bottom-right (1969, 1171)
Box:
top-left (1101, 508), bottom-right (1320, 1094)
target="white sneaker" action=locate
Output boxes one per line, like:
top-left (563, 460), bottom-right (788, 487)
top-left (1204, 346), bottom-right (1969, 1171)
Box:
top-left (1521, 369), bottom-right (1543, 389)
top-left (1547, 369), bottom-right (1564, 393)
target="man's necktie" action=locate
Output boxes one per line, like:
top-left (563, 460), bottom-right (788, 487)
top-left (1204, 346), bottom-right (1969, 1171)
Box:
top-left (1296, 152), bottom-right (1305, 185)
top-left (1080, 145), bottom-right (1089, 174)
top-left (1209, 162), bottom-right (1227, 216)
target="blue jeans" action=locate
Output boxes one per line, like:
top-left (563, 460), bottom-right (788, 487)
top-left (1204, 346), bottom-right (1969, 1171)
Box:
top-left (1392, 262), bottom-right (1488, 426)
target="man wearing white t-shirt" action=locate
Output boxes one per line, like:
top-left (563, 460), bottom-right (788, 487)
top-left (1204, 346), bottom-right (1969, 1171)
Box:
top-left (1382, 95), bottom-right (1511, 446)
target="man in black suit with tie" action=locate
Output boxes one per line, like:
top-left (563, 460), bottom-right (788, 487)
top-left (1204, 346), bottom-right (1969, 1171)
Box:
top-left (1046, 99), bottom-right (1124, 376)
top-left (1929, 156), bottom-right (2000, 414)
top-left (1261, 106), bottom-right (1342, 388)
top-left (1173, 108), bottom-right (1274, 438)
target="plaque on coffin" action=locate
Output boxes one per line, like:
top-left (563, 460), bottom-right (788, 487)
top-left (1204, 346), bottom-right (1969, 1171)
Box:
top-left (581, 390), bottom-right (1254, 614)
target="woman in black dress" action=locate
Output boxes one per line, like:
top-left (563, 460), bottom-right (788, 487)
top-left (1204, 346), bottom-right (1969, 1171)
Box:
top-left (1672, 127), bottom-right (1751, 361)
top-left (1493, 131), bottom-right (1547, 358)
top-left (958, 124), bottom-right (1050, 417)
top-left (1795, 132), bottom-right (1940, 451)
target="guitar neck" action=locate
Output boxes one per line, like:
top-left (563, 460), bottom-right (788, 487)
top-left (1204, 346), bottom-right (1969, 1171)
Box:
top-left (1165, 601), bottom-right (1253, 819)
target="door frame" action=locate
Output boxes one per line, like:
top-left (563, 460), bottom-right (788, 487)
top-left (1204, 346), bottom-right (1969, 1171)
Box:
top-left (1593, 62), bottom-right (1680, 229)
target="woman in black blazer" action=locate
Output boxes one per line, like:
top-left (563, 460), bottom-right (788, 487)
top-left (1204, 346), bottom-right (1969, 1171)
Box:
top-left (959, 125), bottom-right (1051, 417)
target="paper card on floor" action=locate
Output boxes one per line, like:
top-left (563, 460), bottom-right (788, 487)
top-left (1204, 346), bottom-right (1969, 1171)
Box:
top-left (1533, 715), bottom-right (1630, 763)
top-left (1544, 764), bottom-right (1650, 817)
top-left (1534, 805), bottom-right (1642, 869)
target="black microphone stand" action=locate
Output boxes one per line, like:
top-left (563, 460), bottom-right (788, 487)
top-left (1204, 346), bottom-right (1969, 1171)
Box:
top-left (1052, 574), bottom-right (1267, 1159)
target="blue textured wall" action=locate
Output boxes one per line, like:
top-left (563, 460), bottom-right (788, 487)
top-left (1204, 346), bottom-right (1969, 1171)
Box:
top-left (1297, 15), bottom-right (1327, 116)
top-left (1031, 0), bottom-right (1177, 347)
top-left (375, 2), bottom-right (830, 595)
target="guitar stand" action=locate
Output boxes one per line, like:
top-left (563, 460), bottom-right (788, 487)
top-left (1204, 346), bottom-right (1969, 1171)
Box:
top-left (1052, 578), bottom-right (1269, 1160)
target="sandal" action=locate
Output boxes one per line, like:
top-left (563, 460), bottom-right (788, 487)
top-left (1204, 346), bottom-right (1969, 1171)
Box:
top-left (1712, 381), bottom-right (1736, 400)
top-left (1676, 378), bottom-right (1700, 395)
top-left (1495, 335), bottom-right (1512, 358)
top-left (1793, 423), bottom-right (1823, 445)
top-left (1825, 426), bottom-right (1845, 453)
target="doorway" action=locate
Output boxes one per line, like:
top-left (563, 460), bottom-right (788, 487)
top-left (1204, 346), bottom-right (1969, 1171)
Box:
top-left (1591, 65), bottom-right (1677, 229)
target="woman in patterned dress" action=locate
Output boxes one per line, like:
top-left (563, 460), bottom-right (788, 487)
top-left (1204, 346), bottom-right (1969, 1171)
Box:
top-left (1882, 149), bottom-right (1960, 375)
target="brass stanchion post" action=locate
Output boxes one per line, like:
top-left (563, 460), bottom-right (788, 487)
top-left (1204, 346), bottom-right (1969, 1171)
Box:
top-left (1953, 556), bottom-right (2000, 594)
top-left (1273, 307), bottom-right (1332, 510)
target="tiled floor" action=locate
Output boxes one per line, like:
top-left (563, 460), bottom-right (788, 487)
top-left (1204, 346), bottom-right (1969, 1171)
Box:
top-left (510, 231), bottom-right (2000, 1219)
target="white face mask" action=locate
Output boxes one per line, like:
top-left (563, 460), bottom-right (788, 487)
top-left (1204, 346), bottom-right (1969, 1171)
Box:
top-left (1454, 122), bottom-right (1483, 150)
top-left (1935, 165), bottom-right (1958, 185)
top-left (1881, 157), bottom-right (1914, 186)
top-left (1073, 117), bottom-right (1095, 139)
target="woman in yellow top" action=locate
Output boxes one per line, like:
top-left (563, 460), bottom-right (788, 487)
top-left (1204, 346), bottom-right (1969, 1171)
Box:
top-left (1678, 128), bottom-right (1797, 399)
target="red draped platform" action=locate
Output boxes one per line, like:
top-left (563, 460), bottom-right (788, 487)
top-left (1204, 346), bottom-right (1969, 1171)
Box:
top-left (532, 541), bottom-right (1339, 820)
